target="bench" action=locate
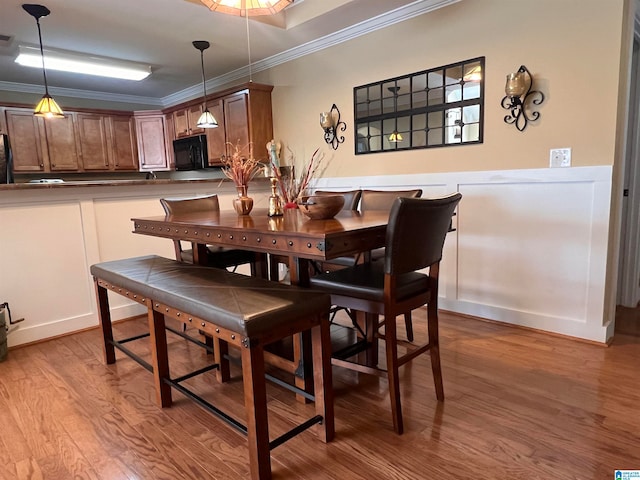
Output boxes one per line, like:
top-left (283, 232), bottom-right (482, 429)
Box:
top-left (90, 255), bottom-right (334, 480)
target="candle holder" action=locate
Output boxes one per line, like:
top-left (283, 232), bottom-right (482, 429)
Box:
top-left (501, 65), bottom-right (544, 132)
top-left (320, 104), bottom-right (346, 150)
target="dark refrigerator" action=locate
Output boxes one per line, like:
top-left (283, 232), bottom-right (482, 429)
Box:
top-left (0, 134), bottom-right (14, 184)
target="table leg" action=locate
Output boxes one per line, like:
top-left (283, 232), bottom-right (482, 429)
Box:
top-left (289, 257), bottom-right (313, 403)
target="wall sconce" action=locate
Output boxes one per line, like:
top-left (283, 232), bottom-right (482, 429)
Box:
top-left (500, 65), bottom-right (544, 131)
top-left (320, 104), bottom-right (346, 150)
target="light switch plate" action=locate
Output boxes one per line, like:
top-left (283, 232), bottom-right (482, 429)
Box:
top-left (550, 148), bottom-right (571, 167)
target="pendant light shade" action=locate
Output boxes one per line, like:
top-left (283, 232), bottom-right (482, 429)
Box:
top-left (193, 40), bottom-right (218, 129)
top-left (198, 0), bottom-right (293, 16)
top-left (22, 4), bottom-right (64, 118)
top-left (34, 93), bottom-right (64, 118)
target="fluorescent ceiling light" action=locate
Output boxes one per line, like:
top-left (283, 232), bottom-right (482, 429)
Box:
top-left (15, 45), bottom-right (151, 81)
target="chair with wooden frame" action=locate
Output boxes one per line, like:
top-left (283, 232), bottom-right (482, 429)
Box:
top-left (160, 194), bottom-right (265, 276)
top-left (308, 193), bottom-right (462, 434)
top-left (317, 188), bottom-right (422, 340)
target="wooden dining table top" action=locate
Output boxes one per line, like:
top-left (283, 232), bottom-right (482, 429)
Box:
top-left (132, 207), bottom-right (389, 262)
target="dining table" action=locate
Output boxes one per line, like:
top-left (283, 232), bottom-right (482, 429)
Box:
top-left (131, 206), bottom-right (389, 396)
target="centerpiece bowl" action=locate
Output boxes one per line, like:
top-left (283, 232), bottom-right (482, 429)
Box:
top-left (297, 194), bottom-right (345, 220)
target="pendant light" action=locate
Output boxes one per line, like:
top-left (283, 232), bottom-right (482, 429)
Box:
top-left (199, 0), bottom-right (293, 17)
top-left (22, 4), bottom-right (64, 118)
top-left (193, 41), bottom-right (218, 129)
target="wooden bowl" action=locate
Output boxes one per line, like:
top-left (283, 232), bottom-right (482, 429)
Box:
top-left (297, 195), bottom-right (345, 220)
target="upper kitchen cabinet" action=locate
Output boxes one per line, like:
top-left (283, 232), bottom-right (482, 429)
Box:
top-left (76, 113), bottom-right (109, 170)
top-left (75, 113), bottom-right (138, 171)
top-left (106, 116), bottom-right (138, 170)
top-left (43, 113), bottom-right (80, 171)
top-left (5, 108), bottom-right (47, 172)
top-left (0, 108), bottom-right (7, 135)
top-left (165, 83), bottom-right (273, 166)
top-left (134, 111), bottom-right (171, 172)
top-left (172, 104), bottom-right (205, 139)
top-left (224, 84), bottom-right (274, 162)
top-left (205, 98), bottom-right (226, 166)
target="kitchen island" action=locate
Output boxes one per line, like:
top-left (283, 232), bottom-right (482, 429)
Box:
top-left (0, 178), bottom-right (270, 348)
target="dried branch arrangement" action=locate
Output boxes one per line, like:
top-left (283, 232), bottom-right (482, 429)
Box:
top-left (220, 142), bottom-right (264, 186)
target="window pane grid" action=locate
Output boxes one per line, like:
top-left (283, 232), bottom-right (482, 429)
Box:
top-left (354, 57), bottom-right (484, 154)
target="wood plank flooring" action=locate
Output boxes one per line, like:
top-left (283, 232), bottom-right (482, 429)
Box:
top-left (0, 310), bottom-right (639, 479)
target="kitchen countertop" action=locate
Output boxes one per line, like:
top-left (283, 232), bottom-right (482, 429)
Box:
top-left (0, 177), bottom-right (241, 191)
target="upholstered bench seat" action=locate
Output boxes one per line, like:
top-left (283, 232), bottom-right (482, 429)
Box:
top-left (90, 255), bottom-right (328, 337)
top-left (91, 255), bottom-right (334, 480)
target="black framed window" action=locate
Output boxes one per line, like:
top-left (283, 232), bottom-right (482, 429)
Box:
top-left (354, 57), bottom-right (484, 154)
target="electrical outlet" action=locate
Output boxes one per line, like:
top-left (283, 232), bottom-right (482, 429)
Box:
top-left (550, 148), bottom-right (571, 168)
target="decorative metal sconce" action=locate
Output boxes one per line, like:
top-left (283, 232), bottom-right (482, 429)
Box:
top-left (320, 104), bottom-right (346, 150)
top-left (501, 65), bottom-right (544, 131)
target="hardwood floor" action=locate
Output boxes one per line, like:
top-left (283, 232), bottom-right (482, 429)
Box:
top-left (1, 310), bottom-right (639, 479)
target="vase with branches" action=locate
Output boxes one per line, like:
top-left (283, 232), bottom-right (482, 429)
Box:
top-left (221, 142), bottom-right (264, 215)
top-left (271, 147), bottom-right (326, 208)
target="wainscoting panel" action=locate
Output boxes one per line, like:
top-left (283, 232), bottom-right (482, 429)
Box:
top-left (314, 166), bottom-right (613, 342)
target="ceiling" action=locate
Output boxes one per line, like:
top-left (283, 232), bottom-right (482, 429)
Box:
top-left (0, 0), bottom-right (456, 107)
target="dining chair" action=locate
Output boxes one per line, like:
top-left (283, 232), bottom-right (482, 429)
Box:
top-left (318, 188), bottom-right (422, 340)
top-left (308, 193), bottom-right (462, 434)
top-left (314, 189), bottom-right (362, 211)
top-left (160, 194), bottom-right (263, 275)
top-left (269, 189), bottom-right (362, 282)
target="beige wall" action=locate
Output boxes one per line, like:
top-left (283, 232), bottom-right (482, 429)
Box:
top-left (251, 0), bottom-right (626, 177)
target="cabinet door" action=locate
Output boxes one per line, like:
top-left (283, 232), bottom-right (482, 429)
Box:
top-left (44, 113), bottom-right (80, 171)
top-left (107, 116), bottom-right (138, 170)
top-left (174, 104), bottom-right (205, 138)
top-left (76, 113), bottom-right (109, 170)
top-left (188, 104), bottom-right (205, 136)
top-left (135, 115), bottom-right (169, 171)
top-left (205, 99), bottom-right (226, 166)
top-left (5, 109), bottom-right (46, 172)
top-left (224, 93), bottom-right (250, 155)
top-left (0, 107), bottom-right (7, 135)
top-left (173, 108), bottom-right (189, 138)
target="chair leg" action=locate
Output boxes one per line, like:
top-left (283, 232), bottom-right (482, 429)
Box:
top-left (94, 282), bottom-right (116, 364)
top-left (404, 312), bottom-right (414, 342)
top-left (384, 313), bottom-right (403, 434)
top-left (427, 302), bottom-right (444, 401)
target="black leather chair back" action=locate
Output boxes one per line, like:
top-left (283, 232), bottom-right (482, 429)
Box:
top-left (314, 189), bottom-right (362, 211)
top-left (360, 189), bottom-right (422, 212)
top-left (385, 194), bottom-right (462, 275)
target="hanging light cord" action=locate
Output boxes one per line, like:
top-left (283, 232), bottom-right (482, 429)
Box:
top-left (199, 49), bottom-right (208, 107)
top-left (35, 17), bottom-right (51, 96)
top-left (245, 12), bottom-right (252, 82)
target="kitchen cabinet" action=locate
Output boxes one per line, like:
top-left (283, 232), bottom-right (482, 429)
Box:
top-left (173, 104), bottom-right (205, 138)
top-left (205, 98), bottom-right (226, 166)
top-left (5, 108), bottom-right (46, 172)
top-left (0, 107), bottom-right (7, 135)
top-left (76, 113), bottom-right (109, 170)
top-left (43, 113), bottom-right (80, 171)
top-left (106, 116), bottom-right (138, 170)
top-left (203, 83), bottom-right (273, 166)
top-left (135, 112), bottom-right (171, 171)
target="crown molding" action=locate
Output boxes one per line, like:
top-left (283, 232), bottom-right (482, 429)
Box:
top-left (0, 80), bottom-right (163, 107)
top-left (2, 0), bottom-right (460, 108)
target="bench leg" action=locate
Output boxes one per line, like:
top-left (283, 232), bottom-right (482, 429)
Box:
top-left (148, 308), bottom-right (172, 408)
top-left (214, 338), bottom-right (231, 382)
top-left (94, 281), bottom-right (116, 365)
top-left (311, 316), bottom-right (335, 443)
top-left (241, 344), bottom-right (271, 480)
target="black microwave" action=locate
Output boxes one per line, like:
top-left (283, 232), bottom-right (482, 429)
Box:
top-left (173, 135), bottom-right (208, 170)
